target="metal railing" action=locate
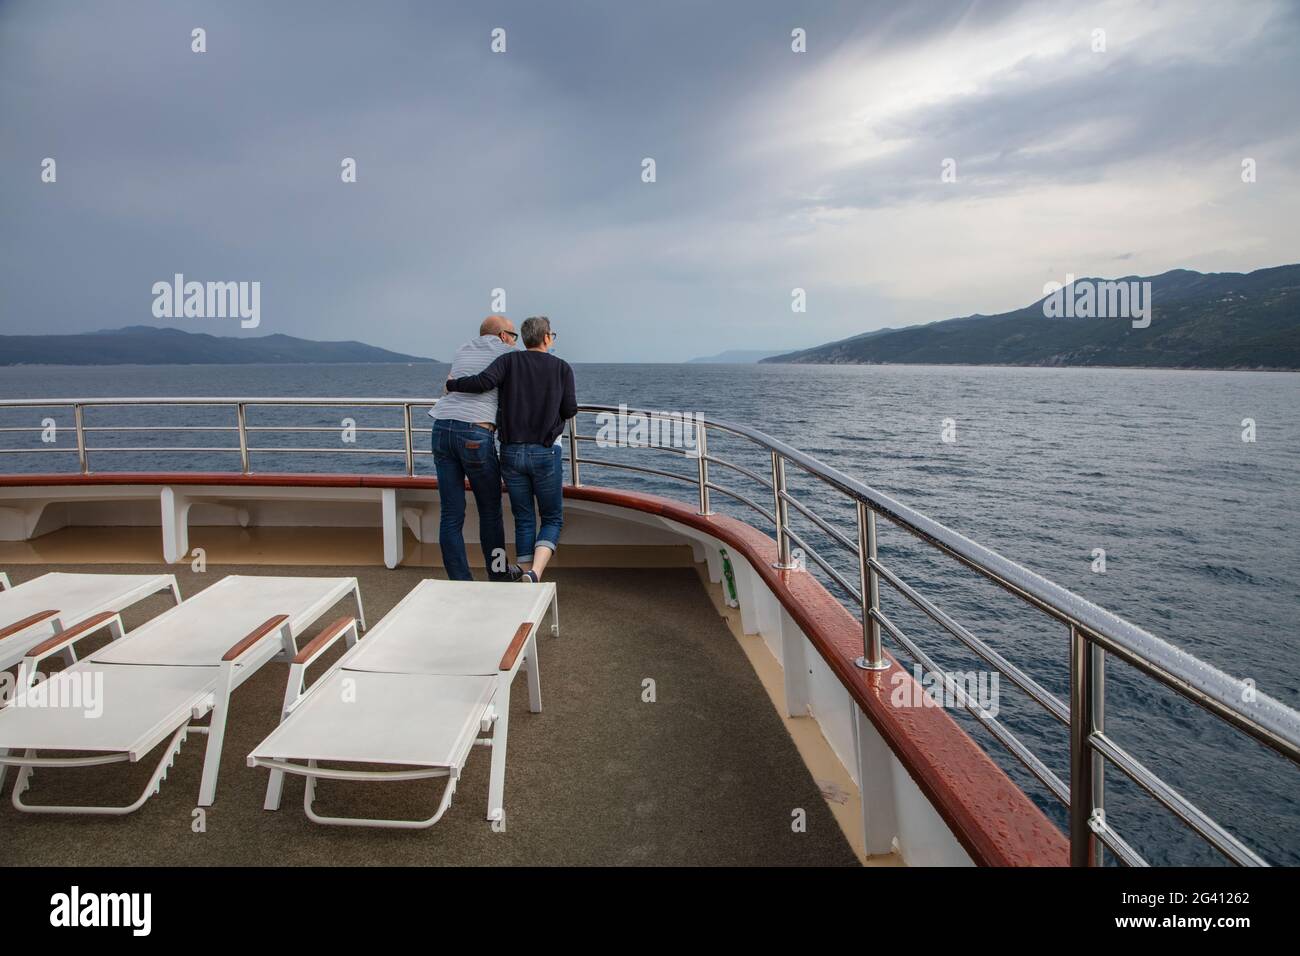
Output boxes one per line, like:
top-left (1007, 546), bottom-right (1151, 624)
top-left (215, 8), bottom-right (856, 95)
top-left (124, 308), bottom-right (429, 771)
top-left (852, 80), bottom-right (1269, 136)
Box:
top-left (1, 395), bottom-right (1298, 866)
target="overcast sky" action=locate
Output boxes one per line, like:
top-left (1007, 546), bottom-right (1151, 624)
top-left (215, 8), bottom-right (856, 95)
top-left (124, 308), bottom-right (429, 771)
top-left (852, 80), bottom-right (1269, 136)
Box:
top-left (2, 0), bottom-right (1297, 362)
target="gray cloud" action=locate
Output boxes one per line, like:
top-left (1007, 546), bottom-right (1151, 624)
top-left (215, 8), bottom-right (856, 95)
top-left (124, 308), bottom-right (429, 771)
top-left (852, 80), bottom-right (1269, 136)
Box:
top-left (2, 0), bottom-right (1297, 361)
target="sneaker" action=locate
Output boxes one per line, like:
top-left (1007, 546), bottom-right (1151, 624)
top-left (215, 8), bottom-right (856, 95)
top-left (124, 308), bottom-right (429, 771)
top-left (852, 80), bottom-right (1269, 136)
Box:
top-left (519, 570), bottom-right (539, 583)
top-left (506, 564), bottom-right (525, 583)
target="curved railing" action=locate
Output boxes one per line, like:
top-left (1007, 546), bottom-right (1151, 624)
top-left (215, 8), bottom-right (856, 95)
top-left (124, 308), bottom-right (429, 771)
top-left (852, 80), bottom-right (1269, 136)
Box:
top-left (1, 395), bottom-right (1297, 866)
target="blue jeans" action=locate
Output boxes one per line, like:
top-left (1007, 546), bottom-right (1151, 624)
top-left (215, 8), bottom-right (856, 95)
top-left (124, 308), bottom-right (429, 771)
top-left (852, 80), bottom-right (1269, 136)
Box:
top-left (501, 443), bottom-right (564, 563)
top-left (432, 420), bottom-right (508, 581)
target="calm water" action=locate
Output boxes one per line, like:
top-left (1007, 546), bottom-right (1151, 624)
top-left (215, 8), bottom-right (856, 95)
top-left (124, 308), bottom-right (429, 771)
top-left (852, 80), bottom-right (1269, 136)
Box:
top-left (1, 361), bottom-right (1297, 865)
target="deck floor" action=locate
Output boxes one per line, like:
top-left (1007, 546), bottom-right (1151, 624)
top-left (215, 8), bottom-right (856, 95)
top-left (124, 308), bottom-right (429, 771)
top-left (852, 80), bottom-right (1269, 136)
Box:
top-left (0, 563), bottom-right (858, 866)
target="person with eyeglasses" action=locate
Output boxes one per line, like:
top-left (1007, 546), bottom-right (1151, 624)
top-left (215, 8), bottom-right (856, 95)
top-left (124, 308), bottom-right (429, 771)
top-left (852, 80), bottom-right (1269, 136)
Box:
top-left (429, 314), bottom-right (518, 581)
top-left (445, 315), bottom-right (575, 582)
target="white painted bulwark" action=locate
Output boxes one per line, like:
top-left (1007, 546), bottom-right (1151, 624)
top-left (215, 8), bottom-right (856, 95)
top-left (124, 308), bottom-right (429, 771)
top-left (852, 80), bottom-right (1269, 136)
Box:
top-left (778, 607), bottom-right (811, 718)
top-left (729, 553), bottom-right (761, 636)
top-left (853, 704), bottom-right (899, 857)
top-left (161, 486), bottom-right (191, 563)
top-left (381, 487), bottom-right (403, 569)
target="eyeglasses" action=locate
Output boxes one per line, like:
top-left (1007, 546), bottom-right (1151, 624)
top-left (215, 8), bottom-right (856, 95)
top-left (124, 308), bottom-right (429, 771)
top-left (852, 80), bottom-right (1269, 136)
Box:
top-left (502, 330), bottom-right (518, 341)
top-left (547, 331), bottom-right (558, 340)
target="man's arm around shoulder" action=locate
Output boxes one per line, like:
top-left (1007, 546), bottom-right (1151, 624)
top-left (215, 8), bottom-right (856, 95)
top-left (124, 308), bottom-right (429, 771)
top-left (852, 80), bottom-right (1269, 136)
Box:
top-left (448, 351), bottom-right (511, 394)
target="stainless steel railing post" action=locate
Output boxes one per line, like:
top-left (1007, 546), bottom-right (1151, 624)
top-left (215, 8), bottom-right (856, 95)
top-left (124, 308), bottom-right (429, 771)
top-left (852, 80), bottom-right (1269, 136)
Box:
top-left (236, 403), bottom-right (250, 475)
top-left (567, 416), bottom-right (581, 486)
top-left (1070, 624), bottom-right (1100, 866)
top-left (695, 420), bottom-right (712, 515)
top-left (402, 403), bottom-right (415, 476)
top-left (73, 403), bottom-right (88, 475)
top-left (1091, 641), bottom-right (1106, 847)
top-left (771, 451), bottom-right (797, 569)
top-left (854, 501), bottom-right (889, 670)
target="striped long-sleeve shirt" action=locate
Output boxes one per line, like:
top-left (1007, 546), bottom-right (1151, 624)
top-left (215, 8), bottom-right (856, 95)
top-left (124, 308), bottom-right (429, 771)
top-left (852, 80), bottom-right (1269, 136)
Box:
top-left (429, 334), bottom-right (515, 423)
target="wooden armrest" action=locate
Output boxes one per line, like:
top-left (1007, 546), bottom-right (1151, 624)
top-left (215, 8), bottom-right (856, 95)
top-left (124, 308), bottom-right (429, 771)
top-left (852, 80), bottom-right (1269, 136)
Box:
top-left (0, 609), bottom-right (60, 642)
top-left (499, 622), bottom-right (535, 672)
top-left (222, 614), bottom-right (290, 662)
top-left (25, 611), bottom-right (119, 660)
top-left (293, 616), bottom-right (356, 664)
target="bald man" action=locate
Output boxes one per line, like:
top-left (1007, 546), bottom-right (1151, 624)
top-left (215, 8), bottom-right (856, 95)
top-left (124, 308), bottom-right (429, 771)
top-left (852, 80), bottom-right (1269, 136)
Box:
top-left (430, 315), bottom-right (518, 581)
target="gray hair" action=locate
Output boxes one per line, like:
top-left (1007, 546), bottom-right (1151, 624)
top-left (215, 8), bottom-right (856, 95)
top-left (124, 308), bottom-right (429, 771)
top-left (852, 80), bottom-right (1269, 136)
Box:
top-left (520, 315), bottom-right (551, 349)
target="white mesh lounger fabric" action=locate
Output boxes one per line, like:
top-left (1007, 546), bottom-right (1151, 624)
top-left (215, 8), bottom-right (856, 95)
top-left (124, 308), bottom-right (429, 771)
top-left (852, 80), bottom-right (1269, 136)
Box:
top-left (0, 572), bottom-right (182, 671)
top-left (0, 574), bottom-right (365, 815)
top-left (247, 579), bottom-right (559, 830)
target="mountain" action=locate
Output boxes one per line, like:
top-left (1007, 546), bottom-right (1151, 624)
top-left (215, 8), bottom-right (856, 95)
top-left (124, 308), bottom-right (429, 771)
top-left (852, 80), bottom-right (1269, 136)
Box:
top-left (0, 326), bottom-right (437, 365)
top-left (765, 327), bottom-right (898, 363)
top-left (687, 349), bottom-right (790, 363)
top-left (761, 265), bottom-right (1300, 370)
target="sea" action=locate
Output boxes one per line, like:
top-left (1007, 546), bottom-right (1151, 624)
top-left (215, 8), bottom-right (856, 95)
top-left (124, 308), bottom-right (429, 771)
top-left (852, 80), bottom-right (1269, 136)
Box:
top-left (0, 361), bottom-right (1296, 865)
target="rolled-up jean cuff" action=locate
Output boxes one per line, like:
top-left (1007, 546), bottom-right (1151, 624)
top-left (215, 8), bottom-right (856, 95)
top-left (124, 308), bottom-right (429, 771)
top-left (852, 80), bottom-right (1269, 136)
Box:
top-left (535, 539), bottom-right (558, 554)
top-left (516, 553), bottom-right (534, 564)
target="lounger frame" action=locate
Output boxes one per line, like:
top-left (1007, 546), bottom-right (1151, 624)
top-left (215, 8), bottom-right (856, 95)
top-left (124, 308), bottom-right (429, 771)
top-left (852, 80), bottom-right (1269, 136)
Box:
top-left (0, 572), bottom-right (181, 671)
top-left (250, 582), bottom-right (557, 830)
top-left (0, 576), bottom-right (365, 814)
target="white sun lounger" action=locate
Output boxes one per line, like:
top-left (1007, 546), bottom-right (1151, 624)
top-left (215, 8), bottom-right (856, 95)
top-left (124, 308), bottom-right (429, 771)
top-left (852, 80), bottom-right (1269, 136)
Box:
top-left (0, 572), bottom-right (181, 671)
top-left (248, 579), bottom-right (558, 830)
top-left (0, 574), bottom-right (364, 815)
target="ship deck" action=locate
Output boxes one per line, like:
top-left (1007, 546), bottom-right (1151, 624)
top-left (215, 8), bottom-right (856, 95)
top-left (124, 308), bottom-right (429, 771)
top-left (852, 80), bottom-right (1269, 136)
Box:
top-left (0, 554), bottom-right (866, 867)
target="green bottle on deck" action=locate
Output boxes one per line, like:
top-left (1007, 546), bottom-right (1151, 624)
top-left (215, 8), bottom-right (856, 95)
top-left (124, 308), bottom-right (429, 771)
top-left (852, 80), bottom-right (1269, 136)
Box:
top-left (720, 548), bottom-right (739, 608)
